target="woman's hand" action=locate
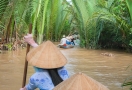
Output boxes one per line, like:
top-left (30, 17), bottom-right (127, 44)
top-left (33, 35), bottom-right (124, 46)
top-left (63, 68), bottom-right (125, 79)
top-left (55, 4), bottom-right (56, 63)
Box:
top-left (23, 34), bottom-right (38, 47)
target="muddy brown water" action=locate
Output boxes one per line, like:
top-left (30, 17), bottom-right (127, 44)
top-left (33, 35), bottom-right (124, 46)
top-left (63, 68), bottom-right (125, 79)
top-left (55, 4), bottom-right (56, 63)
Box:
top-left (0, 46), bottom-right (132, 90)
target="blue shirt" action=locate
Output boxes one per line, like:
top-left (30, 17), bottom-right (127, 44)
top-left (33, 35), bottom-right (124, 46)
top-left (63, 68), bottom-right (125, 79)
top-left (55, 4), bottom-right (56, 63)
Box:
top-left (66, 40), bottom-right (71, 45)
top-left (25, 67), bottom-right (69, 90)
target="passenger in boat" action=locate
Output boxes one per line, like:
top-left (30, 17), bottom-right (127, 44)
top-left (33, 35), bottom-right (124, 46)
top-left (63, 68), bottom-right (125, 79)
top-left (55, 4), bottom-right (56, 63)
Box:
top-left (65, 36), bottom-right (71, 45)
top-left (20, 34), bottom-right (69, 90)
top-left (69, 35), bottom-right (75, 45)
top-left (58, 35), bottom-right (67, 48)
top-left (58, 35), bottom-right (74, 48)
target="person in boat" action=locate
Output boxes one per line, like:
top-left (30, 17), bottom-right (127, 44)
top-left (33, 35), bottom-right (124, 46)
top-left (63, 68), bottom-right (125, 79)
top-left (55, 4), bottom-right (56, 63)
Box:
top-left (59, 35), bottom-right (74, 48)
top-left (58, 35), bottom-right (67, 48)
top-left (20, 34), bottom-right (69, 90)
top-left (69, 35), bottom-right (75, 45)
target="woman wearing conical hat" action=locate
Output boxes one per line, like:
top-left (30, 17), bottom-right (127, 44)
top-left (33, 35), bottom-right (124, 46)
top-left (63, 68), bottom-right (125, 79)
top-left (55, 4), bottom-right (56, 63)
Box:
top-left (20, 34), bottom-right (69, 90)
top-left (53, 72), bottom-right (109, 90)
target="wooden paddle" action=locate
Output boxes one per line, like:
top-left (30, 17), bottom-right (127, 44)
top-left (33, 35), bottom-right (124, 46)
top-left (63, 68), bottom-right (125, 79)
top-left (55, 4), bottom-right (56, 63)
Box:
top-left (22, 24), bottom-right (32, 87)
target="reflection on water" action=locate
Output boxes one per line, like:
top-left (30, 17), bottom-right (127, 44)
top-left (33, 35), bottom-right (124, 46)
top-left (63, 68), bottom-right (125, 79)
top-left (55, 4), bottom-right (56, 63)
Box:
top-left (0, 47), bottom-right (132, 90)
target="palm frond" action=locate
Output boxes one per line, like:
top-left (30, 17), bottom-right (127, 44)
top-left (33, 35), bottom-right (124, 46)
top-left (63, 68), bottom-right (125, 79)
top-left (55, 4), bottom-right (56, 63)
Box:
top-left (126, 0), bottom-right (132, 22)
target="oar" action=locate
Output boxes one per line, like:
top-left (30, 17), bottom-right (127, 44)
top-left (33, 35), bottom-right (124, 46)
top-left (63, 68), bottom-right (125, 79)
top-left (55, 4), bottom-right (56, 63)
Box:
top-left (22, 24), bottom-right (32, 87)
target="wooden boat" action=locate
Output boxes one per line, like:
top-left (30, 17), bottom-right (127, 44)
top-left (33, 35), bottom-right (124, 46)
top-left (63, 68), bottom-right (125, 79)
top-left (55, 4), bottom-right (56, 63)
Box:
top-left (59, 44), bottom-right (74, 48)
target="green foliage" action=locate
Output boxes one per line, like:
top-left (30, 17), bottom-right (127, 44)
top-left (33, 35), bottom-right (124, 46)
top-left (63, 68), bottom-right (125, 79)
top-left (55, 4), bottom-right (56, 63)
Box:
top-left (85, 0), bottom-right (132, 51)
top-left (6, 43), bottom-right (13, 50)
top-left (0, 0), bottom-right (132, 52)
top-left (122, 81), bottom-right (132, 90)
top-left (71, 0), bottom-right (98, 48)
top-left (122, 64), bottom-right (132, 90)
top-left (126, 0), bottom-right (132, 21)
top-left (0, 0), bottom-right (8, 21)
top-left (129, 40), bottom-right (132, 46)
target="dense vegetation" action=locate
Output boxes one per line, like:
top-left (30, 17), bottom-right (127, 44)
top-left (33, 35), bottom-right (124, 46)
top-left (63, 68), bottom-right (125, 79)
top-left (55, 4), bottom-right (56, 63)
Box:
top-left (0, 0), bottom-right (132, 51)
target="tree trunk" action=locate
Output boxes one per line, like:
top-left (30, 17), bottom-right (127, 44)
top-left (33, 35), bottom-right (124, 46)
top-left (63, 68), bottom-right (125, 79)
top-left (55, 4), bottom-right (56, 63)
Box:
top-left (6, 15), bottom-right (13, 43)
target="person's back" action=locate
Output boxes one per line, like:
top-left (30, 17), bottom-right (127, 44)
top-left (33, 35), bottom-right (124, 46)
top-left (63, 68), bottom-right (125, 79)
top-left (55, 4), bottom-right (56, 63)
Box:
top-left (60, 37), bottom-right (67, 45)
top-left (26, 69), bottom-right (54, 90)
top-left (25, 67), bottom-right (69, 90)
top-left (75, 37), bottom-right (80, 46)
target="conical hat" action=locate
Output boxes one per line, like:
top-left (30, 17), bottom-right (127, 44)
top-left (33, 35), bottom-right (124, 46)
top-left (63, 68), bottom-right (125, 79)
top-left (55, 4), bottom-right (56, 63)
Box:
top-left (53, 72), bottom-right (109, 90)
top-left (26, 40), bottom-right (67, 69)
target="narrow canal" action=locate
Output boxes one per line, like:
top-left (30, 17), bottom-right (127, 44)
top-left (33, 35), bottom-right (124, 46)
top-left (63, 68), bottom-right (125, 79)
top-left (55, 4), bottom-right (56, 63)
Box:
top-left (0, 46), bottom-right (131, 90)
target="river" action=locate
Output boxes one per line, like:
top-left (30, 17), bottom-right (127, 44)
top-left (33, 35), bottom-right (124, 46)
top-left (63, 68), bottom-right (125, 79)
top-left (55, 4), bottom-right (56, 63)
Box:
top-left (0, 46), bottom-right (132, 90)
